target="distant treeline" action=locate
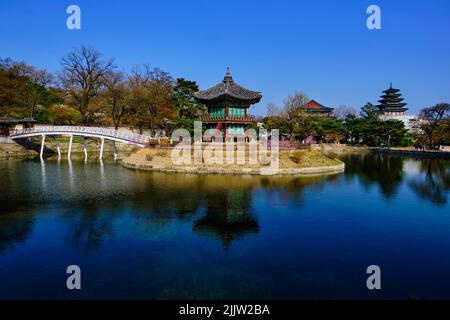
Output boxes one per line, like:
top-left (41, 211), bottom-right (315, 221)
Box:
top-left (263, 92), bottom-right (450, 148)
top-left (1, 46), bottom-right (449, 147)
top-left (0, 46), bottom-right (204, 135)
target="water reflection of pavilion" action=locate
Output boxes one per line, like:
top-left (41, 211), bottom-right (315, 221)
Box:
top-left (194, 189), bottom-right (259, 250)
top-left (0, 162), bottom-right (339, 253)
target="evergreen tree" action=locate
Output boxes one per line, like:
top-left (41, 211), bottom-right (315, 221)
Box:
top-left (360, 102), bottom-right (380, 119)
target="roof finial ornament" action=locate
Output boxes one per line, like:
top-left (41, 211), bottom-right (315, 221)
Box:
top-left (390, 82), bottom-right (393, 89)
top-left (223, 67), bottom-right (233, 83)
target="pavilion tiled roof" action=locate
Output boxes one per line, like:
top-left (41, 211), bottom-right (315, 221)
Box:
top-left (193, 68), bottom-right (262, 104)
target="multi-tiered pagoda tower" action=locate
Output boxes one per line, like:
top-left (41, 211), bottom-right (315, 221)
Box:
top-left (193, 68), bottom-right (262, 142)
top-left (377, 83), bottom-right (408, 116)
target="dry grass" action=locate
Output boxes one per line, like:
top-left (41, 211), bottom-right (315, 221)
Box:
top-left (286, 150), bottom-right (340, 168)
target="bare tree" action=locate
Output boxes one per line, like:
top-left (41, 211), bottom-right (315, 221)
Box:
top-left (8, 61), bottom-right (54, 87)
top-left (127, 65), bottom-right (152, 133)
top-left (127, 65), bottom-right (176, 135)
top-left (332, 105), bottom-right (356, 119)
top-left (282, 91), bottom-right (309, 140)
top-left (266, 102), bottom-right (281, 117)
top-left (420, 103), bottom-right (450, 149)
top-left (30, 69), bottom-right (54, 87)
top-left (283, 91), bottom-right (309, 117)
top-left (102, 71), bottom-right (129, 130)
top-left (145, 68), bottom-right (174, 130)
top-left (59, 46), bottom-right (114, 124)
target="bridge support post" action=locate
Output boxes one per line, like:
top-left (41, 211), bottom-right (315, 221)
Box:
top-left (40, 135), bottom-right (46, 159)
top-left (113, 141), bottom-right (117, 160)
top-left (83, 137), bottom-right (88, 159)
top-left (68, 135), bottom-right (73, 159)
top-left (100, 138), bottom-right (105, 159)
top-left (56, 139), bottom-right (61, 158)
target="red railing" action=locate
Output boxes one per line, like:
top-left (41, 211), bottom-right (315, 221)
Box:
top-left (202, 116), bottom-right (255, 123)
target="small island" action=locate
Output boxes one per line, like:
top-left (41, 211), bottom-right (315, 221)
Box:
top-left (122, 69), bottom-right (344, 176)
top-left (122, 148), bottom-right (345, 176)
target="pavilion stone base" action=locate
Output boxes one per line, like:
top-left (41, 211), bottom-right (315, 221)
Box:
top-left (123, 162), bottom-right (345, 176)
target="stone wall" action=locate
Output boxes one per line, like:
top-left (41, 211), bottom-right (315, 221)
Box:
top-left (311, 144), bottom-right (369, 153)
top-left (122, 148), bottom-right (346, 176)
top-left (0, 138), bottom-right (37, 158)
top-left (122, 159), bottom-right (345, 176)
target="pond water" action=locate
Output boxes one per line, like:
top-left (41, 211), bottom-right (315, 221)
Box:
top-left (0, 153), bottom-right (449, 299)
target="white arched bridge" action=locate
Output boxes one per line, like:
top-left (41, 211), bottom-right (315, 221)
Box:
top-left (10, 126), bottom-right (151, 159)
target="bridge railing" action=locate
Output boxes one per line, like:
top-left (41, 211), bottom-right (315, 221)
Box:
top-left (10, 126), bottom-right (151, 145)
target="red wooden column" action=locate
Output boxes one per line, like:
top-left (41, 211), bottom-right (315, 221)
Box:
top-left (225, 103), bottom-right (229, 142)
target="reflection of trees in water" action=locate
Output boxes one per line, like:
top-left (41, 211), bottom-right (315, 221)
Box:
top-left (67, 206), bottom-right (118, 254)
top-left (3, 156), bottom-right (449, 254)
top-left (192, 174), bottom-right (338, 250)
top-left (409, 159), bottom-right (450, 205)
top-left (0, 160), bottom-right (42, 253)
top-left (63, 173), bottom-right (209, 253)
top-left (0, 159), bottom-right (341, 253)
top-left (0, 214), bottom-right (34, 252)
top-left (61, 172), bottom-right (335, 252)
top-left (259, 174), bottom-right (339, 208)
top-left (342, 153), bottom-right (404, 198)
top-left (342, 153), bottom-right (450, 205)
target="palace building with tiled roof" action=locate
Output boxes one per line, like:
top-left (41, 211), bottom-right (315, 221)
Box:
top-left (301, 100), bottom-right (334, 116)
top-left (377, 83), bottom-right (408, 116)
top-left (377, 83), bottom-right (420, 132)
top-left (193, 68), bottom-right (262, 142)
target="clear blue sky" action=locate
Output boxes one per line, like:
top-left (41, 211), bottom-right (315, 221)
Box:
top-left (1, 0), bottom-right (449, 116)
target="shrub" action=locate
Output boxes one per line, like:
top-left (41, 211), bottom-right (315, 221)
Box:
top-left (289, 150), bottom-right (305, 163)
